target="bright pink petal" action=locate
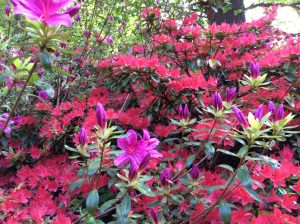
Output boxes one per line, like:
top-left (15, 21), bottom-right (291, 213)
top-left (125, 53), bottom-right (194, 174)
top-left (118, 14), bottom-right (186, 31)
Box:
top-left (148, 150), bottom-right (162, 158)
top-left (14, 5), bottom-right (41, 20)
top-left (114, 154), bottom-right (129, 166)
top-left (50, 0), bottom-right (74, 15)
top-left (44, 14), bottom-right (72, 26)
top-left (14, 0), bottom-right (42, 15)
top-left (142, 129), bottom-right (150, 141)
top-left (127, 130), bottom-right (138, 144)
top-left (147, 138), bottom-right (159, 149)
top-left (117, 137), bottom-right (130, 152)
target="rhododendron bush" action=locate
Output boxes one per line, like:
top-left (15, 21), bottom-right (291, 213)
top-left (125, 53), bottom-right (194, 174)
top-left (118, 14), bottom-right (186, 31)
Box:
top-left (0, 1), bottom-right (300, 224)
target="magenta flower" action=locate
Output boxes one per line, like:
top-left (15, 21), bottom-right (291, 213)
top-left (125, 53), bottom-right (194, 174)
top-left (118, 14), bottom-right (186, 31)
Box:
top-left (5, 5), bottom-right (11, 16)
top-left (38, 90), bottom-right (49, 101)
top-left (249, 62), bottom-right (260, 78)
top-left (11, 0), bottom-right (75, 26)
top-left (160, 168), bottom-right (172, 187)
top-left (190, 165), bottom-right (200, 180)
top-left (233, 106), bottom-right (248, 127)
top-left (178, 104), bottom-right (189, 120)
top-left (254, 104), bottom-right (263, 121)
top-left (79, 127), bottom-right (87, 145)
top-left (225, 87), bottom-right (236, 103)
top-left (212, 91), bottom-right (223, 110)
top-left (96, 103), bottom-right (107, 129)
top-left (114, 129), bottom-right (162, 167)
top-left (268, 101), bottom-right (285, 122)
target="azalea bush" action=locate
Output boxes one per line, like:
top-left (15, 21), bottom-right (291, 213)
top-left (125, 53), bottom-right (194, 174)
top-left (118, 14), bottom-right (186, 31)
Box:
top-left (0, 1), bottom-right (300, 224)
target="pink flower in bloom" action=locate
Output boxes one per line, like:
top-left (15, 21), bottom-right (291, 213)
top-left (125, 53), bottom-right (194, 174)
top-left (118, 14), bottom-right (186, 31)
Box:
top-left (114, 129), bottom-right (162, 167)
top-left (11, 0), bottom-right (75, 26)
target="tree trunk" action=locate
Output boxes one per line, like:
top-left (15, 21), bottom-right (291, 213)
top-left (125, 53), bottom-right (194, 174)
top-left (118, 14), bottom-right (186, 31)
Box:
top-left (211, 0), bottom-right (246, 25)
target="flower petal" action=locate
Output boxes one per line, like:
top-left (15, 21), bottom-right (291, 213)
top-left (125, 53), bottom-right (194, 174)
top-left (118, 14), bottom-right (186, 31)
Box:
top-left (44, 13), bottom-right (72, 26)
top-left (114, 153), bottom-right (129, 166)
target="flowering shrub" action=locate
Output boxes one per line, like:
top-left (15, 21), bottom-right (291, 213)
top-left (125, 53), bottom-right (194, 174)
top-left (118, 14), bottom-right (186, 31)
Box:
top-left (0, 1), bottom-right (300, 224)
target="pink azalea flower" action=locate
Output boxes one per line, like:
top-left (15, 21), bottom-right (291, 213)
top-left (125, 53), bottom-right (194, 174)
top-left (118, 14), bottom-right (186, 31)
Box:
top-left (114, 129), bottom-right (162, 167)
top-left (11, 0), bottom-right (75, 27)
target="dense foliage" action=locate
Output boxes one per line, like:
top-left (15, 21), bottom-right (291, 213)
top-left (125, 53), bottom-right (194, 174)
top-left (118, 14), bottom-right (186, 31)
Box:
top-left (0, 1), bottom-right (299, 224)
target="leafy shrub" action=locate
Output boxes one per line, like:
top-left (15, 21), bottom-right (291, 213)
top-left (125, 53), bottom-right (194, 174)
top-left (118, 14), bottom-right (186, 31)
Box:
top-left (0, 1), bottom-right (299, 224)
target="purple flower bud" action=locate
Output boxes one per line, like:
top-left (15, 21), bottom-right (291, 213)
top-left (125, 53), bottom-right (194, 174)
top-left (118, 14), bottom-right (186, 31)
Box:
top-left (212, 92), bottom-right (223, 110)
top-left (268, 101), bottom-right (276, 120)
top-left (150, 208), bottom-right (159, 224)
top-left (85, 70), bottom-right (90, 77)
top-left (122, 20), bottom-right (126, 26)
top-left (75, 14), bottom-right (81, 22)
top-left (183, 104), bottom-right (189, 119)
top-left (84, 29), bottom-right (91, 38)
top-left (37, 70), bottom-right (44, 78)
top-left (38, 90), bottom-right (49, 101)
top-left (254, 104), bottom-right (263, 121)
top-left (55, 50), bottom-right (60, 57)
top-left (276, 104), bottom-right (284, 121)
top-left (190, 165), bottom-right (200, 180)
top-left (233, 106), bottom-right (248, 127)
top-left (105, 36), bottom-right (114, 44)
top-left (249, 62), bottom-right (260, 78)
top-left (129, 164), bottom-right (138, 181)
top-left (136, 22), bottom-right (140, 30)
top-left (178, 104), bottom-right (183, 118)
top-left (6, 76), bottom-right (13, 89)
top-left (129, 189), bottom-right (136, 197)
top-left (64, 5), bottom-right (81, 17)
top-left (2, 113), bottom-right (9, 119)
top-left (138, 154), bottom-right (150, 172)
top-left (60, 43), bottom-right (67, 49)
top-left (5, 5), bottom-right (11, 17)
top-left (96, 103), bottom-right (107, 129)
top-left (109, 15), bottom-right (113, 21)
top-left (79, 127), bottom-right (88, 145)
top-left (30, 56), bottom-right (35, 63)
top-left (160, 168), bottom-right (172, 187)
top-left (225, 87), bottom-right (236, 103)
top-left (12, 115), bottom-right (22, 124)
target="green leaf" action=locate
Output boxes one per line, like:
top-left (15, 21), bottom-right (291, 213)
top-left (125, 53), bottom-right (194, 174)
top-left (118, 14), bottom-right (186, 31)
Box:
top-left (244, 187), bottom-right (262, 202)
top-left (69, 178), bottom-right (86, 193)
top-left (217, 149), bottom-right (238, 157)
top-left (116, 194), bottom-right (131, 224)
top-left (136, 183), bottom-right (155, 196)
top-left (39, 52), bottom-right (52, 71)
top-left (236, 145), bottom-right (248, 157)
top-left (219, 200), bottom-right (231, 224)
top-left (150, 74), bottom-right (160, 83)
top-left (186, 154), bottom-right (196, 167)
top-left (86, 189), bottom-right (99, 212)
top-left (218, 164), bottom-right (234, 173)
top-left (205, 143), bottom-right (215, 157)
top-left (99, 199), bottom-right (117, 214)
top-left (120, 194), bottom-right (131, 216)
top-left (88, 158), bottom-right (100, 177)
top-left (237, 166), bottom-right (252, 188)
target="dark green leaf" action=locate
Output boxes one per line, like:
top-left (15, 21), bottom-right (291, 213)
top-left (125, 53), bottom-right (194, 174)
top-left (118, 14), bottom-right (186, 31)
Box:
top-left (244, 187), bottom-right (262, 202)
top-left (88, 158), bottom-right (100, 177)
top-left (69, 178), bottom-right (86, 193)
top-left (186, 154), bottom-right (196, 167)
top-left (219, 200), bottom-right (231, 224)
top-left (237, 145), bottom-right (248, 157)
top-left (99, 199), bottom-right (117, 214)
top-left (86, 189), bottom-right (99, 212)
top-left (237, 166), bottom-right (252, 188)
top-left (218, 164), bottom-right (234, 173)
top-left (39, 52), bottom-right (52, 71)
